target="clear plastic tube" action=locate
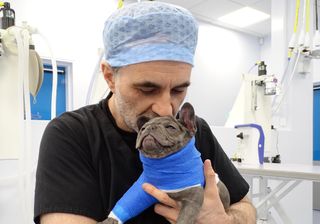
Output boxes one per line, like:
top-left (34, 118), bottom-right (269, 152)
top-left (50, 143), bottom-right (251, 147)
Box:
top-left (306, 0), bottom-right (310, 33)
top-left (37, 33), bottom-right (58, 119)
top-left (22, 28), bottom-right (33, 223)
top-left (298, 0), bottom-right (308, 46)
top-left (12, 26), bottom-right (28, 223)
top-left (86, 49), bottom-right (104, 105)
top-left (301, 0), bottom-right (307, 35)
top-left (272, 51), bottom-right (301, 115)
top-left (316, 0), bottom-right (319, 31)
top-left (272, 58), bottom-right (294, 109)
top-left (295, 0), bottom-right (301, 33)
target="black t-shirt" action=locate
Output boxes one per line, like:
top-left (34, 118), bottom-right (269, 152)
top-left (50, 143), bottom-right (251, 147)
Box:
top-left (34, 97), bottom-right (249, 223)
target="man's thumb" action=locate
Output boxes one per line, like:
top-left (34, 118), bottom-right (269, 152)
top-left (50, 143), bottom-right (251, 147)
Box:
top-left (203, 159), bottom-right (219, 197)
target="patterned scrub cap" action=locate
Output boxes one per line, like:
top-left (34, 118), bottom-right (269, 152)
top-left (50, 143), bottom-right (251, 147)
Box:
top-left (103, 1), bottom-right (198, 67)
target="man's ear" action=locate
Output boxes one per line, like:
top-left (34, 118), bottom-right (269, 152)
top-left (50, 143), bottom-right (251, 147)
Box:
top-left (177, 102), bottom-right (197, 134)
top-left (101, 61), bottom-right (116, 93)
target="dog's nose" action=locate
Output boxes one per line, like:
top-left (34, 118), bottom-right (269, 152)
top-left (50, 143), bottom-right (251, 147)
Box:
top-left (137, 116), bottom-right (150, 130)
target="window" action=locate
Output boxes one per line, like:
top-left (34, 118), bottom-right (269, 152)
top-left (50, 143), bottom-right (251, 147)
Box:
top-left (30, 61), bottom-right (73, 120)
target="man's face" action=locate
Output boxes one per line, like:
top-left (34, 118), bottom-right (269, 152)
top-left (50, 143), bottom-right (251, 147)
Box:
top-left (104, 61), bottom-right (192, 132)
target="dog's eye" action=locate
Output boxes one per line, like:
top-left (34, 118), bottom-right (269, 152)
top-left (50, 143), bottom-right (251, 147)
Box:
top-left (165, 125), bottom-right (176, 130)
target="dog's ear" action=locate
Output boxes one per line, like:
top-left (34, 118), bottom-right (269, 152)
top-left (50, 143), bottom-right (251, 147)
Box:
top-left (177, 102), bottom-right (197, 134)
top-left (137, 116), bottom-right (150, 131)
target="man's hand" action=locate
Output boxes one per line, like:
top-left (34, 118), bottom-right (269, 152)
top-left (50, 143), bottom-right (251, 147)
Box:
top-left (142, 159), bottom-right (256, 224)
top-left (194, 159), bottom-right (232, 224)
top-left (142, 159), bottom-right (231, 223)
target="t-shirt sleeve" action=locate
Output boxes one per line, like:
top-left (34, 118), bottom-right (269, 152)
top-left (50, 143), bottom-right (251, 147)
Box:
top-left (34, 114), bottom-right (104, 223)
top-left (195, 117), bottom-right (249, 204)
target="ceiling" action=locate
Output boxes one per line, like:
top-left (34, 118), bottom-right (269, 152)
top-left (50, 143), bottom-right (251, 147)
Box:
top-left (122, 0), bottom-right (271, 37)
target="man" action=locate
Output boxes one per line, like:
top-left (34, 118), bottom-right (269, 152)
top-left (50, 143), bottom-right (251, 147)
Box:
top-left (34, 2), bottom-right (256, 224)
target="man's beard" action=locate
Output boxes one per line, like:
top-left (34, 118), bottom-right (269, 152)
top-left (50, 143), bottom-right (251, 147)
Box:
top-left (114, 91), bottom-right (157, 132)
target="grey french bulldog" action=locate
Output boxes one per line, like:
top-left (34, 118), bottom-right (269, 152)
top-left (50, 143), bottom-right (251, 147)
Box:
top-left (100, 102), bottom-right (230, 224)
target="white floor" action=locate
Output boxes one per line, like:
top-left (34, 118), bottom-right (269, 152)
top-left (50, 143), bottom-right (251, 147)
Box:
top-left (314, 210), bottom-right (320, 224)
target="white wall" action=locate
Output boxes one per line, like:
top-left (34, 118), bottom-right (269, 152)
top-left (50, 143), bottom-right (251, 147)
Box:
top-left (260, 34), bottom-right (271, 70)
top-left (313, 61), bottom-right (320, 83)
top-left (187, 21), bottom-right (261, 126)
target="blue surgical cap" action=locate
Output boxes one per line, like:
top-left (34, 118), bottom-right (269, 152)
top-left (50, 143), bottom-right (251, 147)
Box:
top-left (103, 1), bottom-right (198, 67)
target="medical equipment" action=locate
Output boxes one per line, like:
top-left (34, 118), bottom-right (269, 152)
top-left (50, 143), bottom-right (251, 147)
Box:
top-left (312, 0), bottom-right (320, 57)
top-left (274, 0), bottom-right (320, 115)
top-left (228, 0), bottom-right (320, 166)
top-left (0, 19), bottom-right (45, 160)
top-left (0, 24), bottom-right (37, 224)
top-left (0, 2), bottom-right (58, 223)
top-left (0, 1), bottom-right (15, 29)
top-left (298, 0), bottom-right (311, 52)
top-left (226, 61), bottom-right (279, 165)
top-left (288, 0), bottom-right (300, 59)
top-left (234, 124), bottom-right (265, 165)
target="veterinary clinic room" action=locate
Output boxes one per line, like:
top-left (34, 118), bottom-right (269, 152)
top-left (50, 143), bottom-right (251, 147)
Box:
top-left (1, 0), bottom-right (320, 223)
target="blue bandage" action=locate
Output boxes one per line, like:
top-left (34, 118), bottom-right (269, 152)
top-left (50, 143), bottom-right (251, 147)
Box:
top-left (111, 174), bottom-right (157, 222)
top-left (110, 137), bottom-right (204, 223)
top-left (140, 137), bottom-right (204, 190)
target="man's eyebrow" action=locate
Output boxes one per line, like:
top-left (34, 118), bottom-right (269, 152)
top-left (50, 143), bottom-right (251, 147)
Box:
top-left (133, 81), bottom-right (191, 88)
top-left (133, 81), bottom-right (161, 88)
top-left (174, 82), bottom-right (191, 89)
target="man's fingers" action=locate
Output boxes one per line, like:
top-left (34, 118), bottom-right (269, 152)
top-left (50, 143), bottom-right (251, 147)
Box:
top-left (143, 184), bottom-right (179, 223)
top-left (203, 159), bottom-right (219, 197)
top-left (142, 183), bottom-right (178, 208)
top-left (154, 203), bottom-right (179, 223)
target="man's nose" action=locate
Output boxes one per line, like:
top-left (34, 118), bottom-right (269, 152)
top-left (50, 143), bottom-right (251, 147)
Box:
top-left (151, 94), bottom-right (173, 116)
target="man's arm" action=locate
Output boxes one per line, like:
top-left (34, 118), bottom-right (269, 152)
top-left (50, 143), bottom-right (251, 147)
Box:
top-left (143, 160), bottom-right (256, 224)
top-left (40, 213), bottom-right (97, 224)
top-left (227, 196), bottom-right (256, 224)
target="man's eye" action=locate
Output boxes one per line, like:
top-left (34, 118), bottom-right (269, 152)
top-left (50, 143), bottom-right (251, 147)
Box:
top-left (139, 87), bottom-right (155, 93)
top-left (171, 88), bottom-right (186, 94)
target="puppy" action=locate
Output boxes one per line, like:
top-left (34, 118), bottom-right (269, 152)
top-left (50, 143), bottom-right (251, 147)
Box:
top-left (100, 103), bottom-right (230, 224)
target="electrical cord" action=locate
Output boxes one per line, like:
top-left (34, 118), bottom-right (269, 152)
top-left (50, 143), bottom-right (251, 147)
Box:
top-left (272, 51), bottom-right (301, 115)
top-left (247, 63), bottom-right (257, 74)
top-left (306, 0), bottom-right (311, 33)
top-left (247, 61), bottom-right (262, 74)
top-left (316, 0), bottom-right (319, 31)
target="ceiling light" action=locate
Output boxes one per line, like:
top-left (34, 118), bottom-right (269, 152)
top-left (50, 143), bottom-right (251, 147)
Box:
top-left (218, 7), bottom-right (270, 28)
